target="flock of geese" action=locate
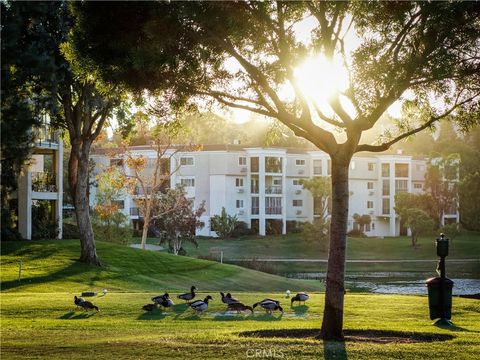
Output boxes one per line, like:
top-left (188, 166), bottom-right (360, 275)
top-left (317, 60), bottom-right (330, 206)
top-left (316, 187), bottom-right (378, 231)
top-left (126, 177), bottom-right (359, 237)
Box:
top-left (74, 286), bottom-right (309, 315)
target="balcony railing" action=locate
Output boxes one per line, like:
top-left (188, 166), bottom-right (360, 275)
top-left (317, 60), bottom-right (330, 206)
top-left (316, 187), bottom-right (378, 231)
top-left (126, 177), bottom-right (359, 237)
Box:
top-left (265, 186), bottom-right (282, 194)
top-left (130, 207), bottom-right (140, 216)
top-left (32, 172), bottom-right (57, 192)
top-left (266, 206), bottom-right (282, 215)
top-left (251, 207), bottom-right (259, 215)
top-left (34, 125), bottom-right (59, 145)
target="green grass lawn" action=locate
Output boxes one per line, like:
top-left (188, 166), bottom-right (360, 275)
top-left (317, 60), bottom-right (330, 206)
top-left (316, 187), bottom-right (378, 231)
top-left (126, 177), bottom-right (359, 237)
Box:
top-left (137, 232), bottom-right (480, 275)
top-left (140, 231), bottom-right (480, 260)
top-left (1, 240), bottom-right (480, 359)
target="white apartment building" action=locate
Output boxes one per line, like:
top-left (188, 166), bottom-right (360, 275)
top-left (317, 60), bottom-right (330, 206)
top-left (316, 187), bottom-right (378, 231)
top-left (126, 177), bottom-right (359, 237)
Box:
top-left (15, 124), bottom-right (63, 240)
top-left (90, 145), bottom-right (458, 238)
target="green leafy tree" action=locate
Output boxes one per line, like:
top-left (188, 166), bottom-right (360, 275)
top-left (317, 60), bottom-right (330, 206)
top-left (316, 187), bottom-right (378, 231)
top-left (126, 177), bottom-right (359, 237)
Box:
top-left (210, 207), bottom-right (238, 239)
top-left (398, 208), bottom-right (435, 248)
top-left (425, 155), bottom-right (459, 227)
top-left (72, 2), bottom-right (480, 339)
top-left (1, 2), bottom-right (127, 265)
top-left (352, 213), bottom-right (372, 234)
top-left (300, 177), bottom-right (331, 248)
top-left (151, 186), bottom-right (206, 255)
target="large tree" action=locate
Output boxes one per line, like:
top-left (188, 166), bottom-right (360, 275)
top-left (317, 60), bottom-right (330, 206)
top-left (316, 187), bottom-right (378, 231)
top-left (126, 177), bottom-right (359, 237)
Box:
top-left (72, 1), bottom-right (480, 339)
top-left (2, 2), bottom-right (124, 264)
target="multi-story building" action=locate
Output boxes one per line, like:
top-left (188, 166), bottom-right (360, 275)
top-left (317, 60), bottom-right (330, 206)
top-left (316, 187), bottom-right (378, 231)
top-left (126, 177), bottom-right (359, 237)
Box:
top-left (15, 122), bottom-right (63, 239)
top-left (90, 145), bottom-right (458, 238)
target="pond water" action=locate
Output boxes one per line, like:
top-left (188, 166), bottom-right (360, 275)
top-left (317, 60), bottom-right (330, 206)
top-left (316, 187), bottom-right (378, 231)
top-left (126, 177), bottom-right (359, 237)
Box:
top-left (286, 272), bottom-right (480, 295)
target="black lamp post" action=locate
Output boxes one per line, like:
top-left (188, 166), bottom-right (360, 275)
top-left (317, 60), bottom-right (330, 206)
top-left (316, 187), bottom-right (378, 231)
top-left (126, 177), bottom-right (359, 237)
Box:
top-left (426, 233), bottom-right (454, 326)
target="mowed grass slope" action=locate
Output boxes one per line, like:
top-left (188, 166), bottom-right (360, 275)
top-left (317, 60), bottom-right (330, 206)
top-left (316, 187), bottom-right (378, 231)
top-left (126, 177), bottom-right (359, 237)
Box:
top-left (1, 240), bottom-right (479, 359)
top-left (1, 240), bottom-right (322, 293)
top-left (1, 292), bottom-right (479, 359)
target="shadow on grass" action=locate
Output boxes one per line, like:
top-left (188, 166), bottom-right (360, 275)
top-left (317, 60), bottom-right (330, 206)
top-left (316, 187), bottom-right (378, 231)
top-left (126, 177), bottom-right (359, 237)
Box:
top-left (291, 304), bottom-right (309, 316)
top-left (213, 312), bottom-right (254, 321)
top-left (239, 329), bottom-right (455, 344)
top-left (59, 311), bottom-right (96, 320)
top-left (324, 341), bottom-right (347, 360)
top-left (434, 323), bottom-right (479, 333)
top-left (172, 303), bottom-right (189, 314)
top-left (137, 310), bottom-right (167, 321)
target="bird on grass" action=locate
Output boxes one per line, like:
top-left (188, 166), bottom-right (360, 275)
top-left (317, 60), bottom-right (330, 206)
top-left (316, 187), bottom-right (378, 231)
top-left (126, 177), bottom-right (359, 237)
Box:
top-left (189, 295), bottom-right (213, 315)
top-left (142, 303), bottom-right (158, 312)
top-left (253, 299), bottom-right (283, 315)
top-left (291, 292), bottom-right (309, 306)
top-left (153, 293), bottom-right (174, 310)
top-left (227, 302), bottom-right (253, 314)
top-left (220, 292), bottom-right (240, 305)
top-left (74, 296), bottom-right (85, 310)
top-left (178, 286), bottom-right (196, 302)
top-left (79, 299), bottom-right (99, 312)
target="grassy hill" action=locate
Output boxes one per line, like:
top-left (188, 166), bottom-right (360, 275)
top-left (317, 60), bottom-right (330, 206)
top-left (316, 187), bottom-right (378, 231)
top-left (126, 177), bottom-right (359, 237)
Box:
top-left (0, 240), bottom-right (322, 293)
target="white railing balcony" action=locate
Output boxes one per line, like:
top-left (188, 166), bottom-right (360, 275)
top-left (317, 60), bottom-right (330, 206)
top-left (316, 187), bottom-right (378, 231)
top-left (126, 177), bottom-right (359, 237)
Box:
top-left (31, 172), bottom-right (57, 192)
top-left (266, 206), bottom-right (282, 215)
top-left (265, 186), bottom-right (282, 194)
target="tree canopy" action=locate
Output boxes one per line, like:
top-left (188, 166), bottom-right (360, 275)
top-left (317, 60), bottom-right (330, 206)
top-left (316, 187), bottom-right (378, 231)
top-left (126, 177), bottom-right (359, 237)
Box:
top-left (71, 1), bottom-right (480, 339)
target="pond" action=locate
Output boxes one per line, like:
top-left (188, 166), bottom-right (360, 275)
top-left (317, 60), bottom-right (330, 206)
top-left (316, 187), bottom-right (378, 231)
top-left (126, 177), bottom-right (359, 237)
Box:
top-left (286, 271), bottom-right (480, 295)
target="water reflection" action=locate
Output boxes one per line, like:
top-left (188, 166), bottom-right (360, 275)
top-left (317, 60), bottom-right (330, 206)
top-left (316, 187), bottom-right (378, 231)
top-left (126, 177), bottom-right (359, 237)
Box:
top-left (287, 272), bottom-right (480, 295)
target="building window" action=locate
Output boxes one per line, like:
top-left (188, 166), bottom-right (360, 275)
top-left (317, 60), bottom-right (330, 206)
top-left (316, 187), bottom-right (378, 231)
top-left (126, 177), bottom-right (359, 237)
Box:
top-left (296, 159), bottom-right (306, 166)
top-left (265, 157), bottom-right (282, 173)
top-left (381, 163), bottom-right (390, 177)
top-left (293, 179), bottom-right (301, 186)
top-left (235, 178), bottom-right (244, 187)
top-left (239, 156), bottom-right (247, 166)
top-left (367, 201), bottom-right (374, 209)
top-left (266, 197), bottom-right (282, 214)
top-left (236, 200), bottom-right (244, 208)
top-left (395, 163), bottom-right (409, 177)
top-left (368, 163), bottom-right (375, 171)
top-left (250, 157), bottom-right (259, 173)
top-left (180, 157), bottom-right (194, 166)
top-left (382, 179), bottom-right (390, 196)
top-left (313, 160), bottom-right (322, 175)
top-left (251, 197), bottom-right (259, 215)
top-left (293, 199), bottom-right (303, 207)
top-left (273, 178), bottom-right (282, 186)
top-left (367, 182), bottom-right (374, 190)
top-left (372, 223), bottom-right (375, 231)
top-left (382, 198), bottom-right (390, 215)
top-left (414, 183), bottom-right (423, 189)
top-left (395, 179), bottom-right (408, 193)
top-left (180, 178), bottom-right (195, 187)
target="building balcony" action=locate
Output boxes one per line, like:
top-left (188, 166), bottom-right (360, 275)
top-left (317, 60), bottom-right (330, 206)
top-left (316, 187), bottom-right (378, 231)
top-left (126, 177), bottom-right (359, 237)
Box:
top-left (34, 125), bottom-right (59, 148)
top-left (251, 207), bottom-right (259, 215)
top-left (32, 172), bottom-right (57, 192)
top-left (130, 207), bottom-right (140, 216)
top-left (265, 186), bottom-right (282, 194)
top-left (266, 206), bottom-right (282, 215)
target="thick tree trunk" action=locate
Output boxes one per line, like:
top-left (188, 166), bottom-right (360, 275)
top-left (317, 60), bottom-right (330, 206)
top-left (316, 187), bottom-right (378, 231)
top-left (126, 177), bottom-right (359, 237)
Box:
top-left (69, 143), bottom-right (101, 266)
top-left (320, 156), bottom-right (350, 340)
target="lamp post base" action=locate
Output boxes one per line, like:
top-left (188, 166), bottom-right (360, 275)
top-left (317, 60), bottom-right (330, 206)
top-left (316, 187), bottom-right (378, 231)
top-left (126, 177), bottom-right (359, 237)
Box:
top-left (434, 318), bottom-right (453, 326)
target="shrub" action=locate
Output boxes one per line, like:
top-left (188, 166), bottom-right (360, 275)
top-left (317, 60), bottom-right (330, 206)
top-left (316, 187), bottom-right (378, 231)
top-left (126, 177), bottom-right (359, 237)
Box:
top-left (301, 218), bottom-right (330, 250)
top-left (210, 207), bottom-right (238, 239)
top-left (92, 211), bottom-right (132, 245)
top-left (231, 221), bottom-right (256, 238)
top-left (347, 228), bottom-right (366, 238)
top-left (62, 223), bottom-right (80, 239)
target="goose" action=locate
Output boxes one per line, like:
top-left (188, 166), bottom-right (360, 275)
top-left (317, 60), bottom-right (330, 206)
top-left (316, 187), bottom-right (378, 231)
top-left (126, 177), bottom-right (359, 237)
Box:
top-left (189, 295), bottom-right (213, 314)
top-left (227, 302), bottom-right (253, 314)
top-left (74, 296), bottom-right (85, 310)
top-left (177, 286), bottom-right (196, 302)
top-left (220, 292), bottom-right (240, 305)
top-left (253, 299), bottom-right (283, 314)
top-left (226, 293), bottom-right (240, 303)
top-left (79, 299), bottom-right (99, 311)
top-left (151, 292), bottom-right (169, 304)
top-left (291, 292), bottom-right (309, 306)
top-left (142, 303), bottom-right (158, 312)
top-left (159, 294), bottom-right (174, 310)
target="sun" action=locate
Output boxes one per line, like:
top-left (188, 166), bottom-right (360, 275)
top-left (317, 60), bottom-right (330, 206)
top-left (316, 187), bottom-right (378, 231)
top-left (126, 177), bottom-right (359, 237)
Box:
top-left (294, 54), bottom-right (350, 104)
